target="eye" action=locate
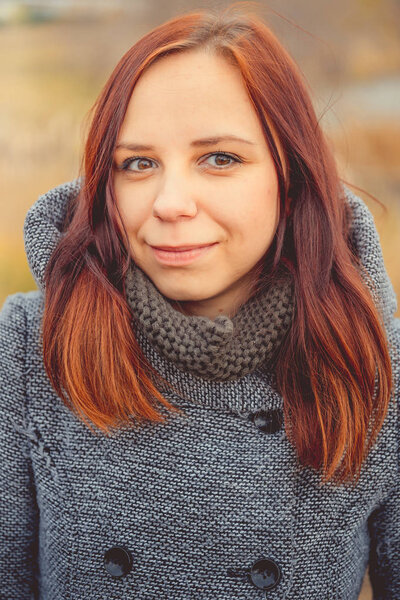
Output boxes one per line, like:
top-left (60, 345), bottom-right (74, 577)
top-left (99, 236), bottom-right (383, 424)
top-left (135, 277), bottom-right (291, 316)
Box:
top-left (119, 157), bottom-right (156, 172)
top-left (116, 151), bottom-right (242, 174)
top-left (202, 152), bottom-right (242, 169)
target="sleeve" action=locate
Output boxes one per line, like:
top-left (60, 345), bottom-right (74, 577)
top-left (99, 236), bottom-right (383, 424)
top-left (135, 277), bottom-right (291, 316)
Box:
top-left (368, 319), bottom-right (400, 599)
top-left (0, 294), bottom-right (39, 599)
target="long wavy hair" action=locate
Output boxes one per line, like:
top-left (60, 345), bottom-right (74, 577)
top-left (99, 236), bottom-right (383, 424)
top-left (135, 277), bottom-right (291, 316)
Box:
top-left (42, 3), bottom-right (393, 484)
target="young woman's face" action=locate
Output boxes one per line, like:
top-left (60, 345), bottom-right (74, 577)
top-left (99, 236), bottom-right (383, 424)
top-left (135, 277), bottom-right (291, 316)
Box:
top-left (113, 49), bottom-right (280, 319)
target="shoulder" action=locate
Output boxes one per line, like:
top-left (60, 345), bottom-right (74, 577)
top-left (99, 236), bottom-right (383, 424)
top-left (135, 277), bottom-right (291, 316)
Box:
top-left (0, 291), bottom-right (44, 367)
top-left (0, 290), bottom-right (44, 330)
top-left (0, 292), bottom-right (43, 430)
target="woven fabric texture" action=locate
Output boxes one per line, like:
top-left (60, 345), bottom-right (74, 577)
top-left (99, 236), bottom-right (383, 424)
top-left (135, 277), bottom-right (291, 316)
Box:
top-left (0, 180), bottom-right (399, 600)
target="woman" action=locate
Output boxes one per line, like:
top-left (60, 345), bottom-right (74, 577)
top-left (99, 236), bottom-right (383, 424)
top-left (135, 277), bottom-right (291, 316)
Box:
top-left (0, 6), bottom-right (398, 599)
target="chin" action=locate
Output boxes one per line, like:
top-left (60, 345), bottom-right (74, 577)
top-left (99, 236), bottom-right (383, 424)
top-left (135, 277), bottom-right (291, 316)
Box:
top-left (154, 279), bottom-right (213, 303)
top-left (162, 286), bottom-right (211, 302)
top-left (147, 269), bottom-right (214, 300)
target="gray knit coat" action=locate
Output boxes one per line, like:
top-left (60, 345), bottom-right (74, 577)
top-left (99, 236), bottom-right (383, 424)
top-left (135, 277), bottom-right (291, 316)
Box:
top-left (0, 180), bottom-right (399, 600)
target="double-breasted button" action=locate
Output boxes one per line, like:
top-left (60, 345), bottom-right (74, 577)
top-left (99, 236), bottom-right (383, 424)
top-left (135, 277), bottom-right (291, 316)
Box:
top-left (104, 546), bottom-right (133, 578)
top-left (251, 409), bottom-right (283, 433)
top-left (249, 558), bottom-right (281, 591)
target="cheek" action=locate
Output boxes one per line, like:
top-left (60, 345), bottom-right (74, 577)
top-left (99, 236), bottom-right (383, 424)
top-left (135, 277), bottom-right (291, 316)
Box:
top-left (231, 182), bottom-right (280, 243)
top-left (115, 190), bottom-right (147, 236)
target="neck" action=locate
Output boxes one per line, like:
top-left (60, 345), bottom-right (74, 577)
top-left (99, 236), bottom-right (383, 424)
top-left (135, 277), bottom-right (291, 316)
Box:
top-left (168, 265), bottom-right (263, 320)
top-left (170, 291), bottom-right (245, 320)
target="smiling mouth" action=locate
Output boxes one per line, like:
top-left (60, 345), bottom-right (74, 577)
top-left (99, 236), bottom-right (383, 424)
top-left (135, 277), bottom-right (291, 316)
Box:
top-left (149, 243), bottom-right (218, 265)
top-left (151, 243), bottom-right (216, 251)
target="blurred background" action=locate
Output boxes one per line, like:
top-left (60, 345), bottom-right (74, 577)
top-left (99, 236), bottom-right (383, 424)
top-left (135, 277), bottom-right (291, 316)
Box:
top-left (1, 0), bottom-right (399, 315)
top-left (0, 1), bottom-right (399, 597)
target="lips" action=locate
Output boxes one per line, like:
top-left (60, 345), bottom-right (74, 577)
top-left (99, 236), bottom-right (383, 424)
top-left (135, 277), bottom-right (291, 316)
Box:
top-left (151, 243), bottom-right (215, 251)
top-left (149, 242), bottom-right (218, 265)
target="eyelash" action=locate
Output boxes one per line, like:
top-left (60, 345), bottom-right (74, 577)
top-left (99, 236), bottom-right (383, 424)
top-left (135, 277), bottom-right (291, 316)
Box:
top-left (117, 151), bottom-right (243, 173)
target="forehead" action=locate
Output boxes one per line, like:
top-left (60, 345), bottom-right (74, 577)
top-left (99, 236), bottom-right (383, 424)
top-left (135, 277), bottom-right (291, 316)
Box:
top-left (118, 49), bottom-right (265, 145)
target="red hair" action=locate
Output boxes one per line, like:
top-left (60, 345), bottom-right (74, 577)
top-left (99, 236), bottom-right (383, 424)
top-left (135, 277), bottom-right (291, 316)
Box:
top-left (42, 3), bottom-right (392, 484)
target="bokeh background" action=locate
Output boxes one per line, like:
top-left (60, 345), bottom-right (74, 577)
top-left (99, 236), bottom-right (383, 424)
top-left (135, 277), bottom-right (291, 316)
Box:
top-left (1, 1), bottom-right (399, 596)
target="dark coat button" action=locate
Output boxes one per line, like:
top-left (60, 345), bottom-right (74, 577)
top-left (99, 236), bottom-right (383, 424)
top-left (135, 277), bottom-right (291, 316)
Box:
top-left (249, 558), bottom-right (281, 590)
top-left (104, 546), bottom-right (133, 578)
top-left (251, 409), bottom-right (283, 433)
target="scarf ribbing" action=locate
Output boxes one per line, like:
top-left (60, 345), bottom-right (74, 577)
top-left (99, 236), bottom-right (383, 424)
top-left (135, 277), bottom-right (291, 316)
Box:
top-left (125, 264), bottom-right (294, 382)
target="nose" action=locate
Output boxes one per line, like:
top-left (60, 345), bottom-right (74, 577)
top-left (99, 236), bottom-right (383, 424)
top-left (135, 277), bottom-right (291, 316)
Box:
top-left (152, 172), bottom-right (198, 222)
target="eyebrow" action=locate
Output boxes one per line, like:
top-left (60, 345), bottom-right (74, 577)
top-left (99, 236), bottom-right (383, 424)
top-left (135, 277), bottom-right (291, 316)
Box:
top-left (115, 135), bottom-right (256, 152)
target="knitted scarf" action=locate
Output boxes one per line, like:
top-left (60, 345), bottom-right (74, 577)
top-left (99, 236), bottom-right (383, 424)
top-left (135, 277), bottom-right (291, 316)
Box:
top-left (125, 264), bottom-right (294, 382)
